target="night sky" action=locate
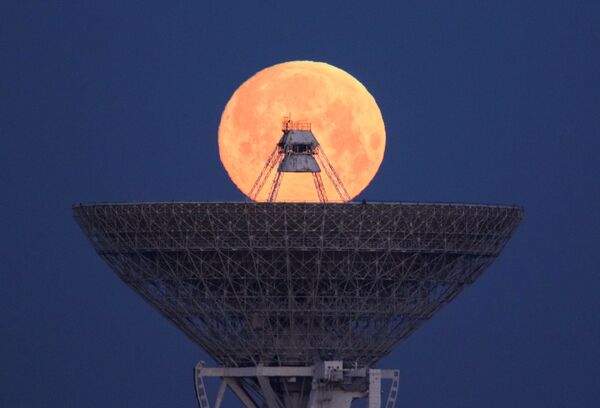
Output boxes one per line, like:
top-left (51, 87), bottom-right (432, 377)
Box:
top-left (2, 1), bottom-right (599, 407)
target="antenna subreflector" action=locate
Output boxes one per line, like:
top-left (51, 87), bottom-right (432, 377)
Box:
top-left (249, 115), bottom-right (351, 202)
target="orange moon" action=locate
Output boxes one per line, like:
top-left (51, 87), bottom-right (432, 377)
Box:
top-left (218, 61), bottom-right (385, 202)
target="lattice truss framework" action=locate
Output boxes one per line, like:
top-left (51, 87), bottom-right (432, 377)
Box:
top-left (74, 202), bottom-right (522, 367)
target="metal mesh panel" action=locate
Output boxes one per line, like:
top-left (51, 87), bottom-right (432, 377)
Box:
top-left (74, 202), bottom-right (522, 367)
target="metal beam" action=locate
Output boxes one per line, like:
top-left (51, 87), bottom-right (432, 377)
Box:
top-left (214, 379), bottom-right (227, 408)
top-left (224, 378), bottom-right (258, 408)
top-left (384, 370), bottom-right (400, 408)
top-left (257, 375), bottom-right (284, 408)
top-left (368, 369), bottom-right (381, 408)
top-left (194, 363), bottom-right (211, 408)
top-left (200, 366), bottom-right (314, 377)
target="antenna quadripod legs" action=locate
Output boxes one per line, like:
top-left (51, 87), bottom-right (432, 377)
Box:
top-left (195, 361), bottom-right (400, 408)
top-left (249, 115), bottom-right (351, 203)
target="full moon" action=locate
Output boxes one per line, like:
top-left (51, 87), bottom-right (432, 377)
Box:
top-left (218, 61), bottom-right (385, 202)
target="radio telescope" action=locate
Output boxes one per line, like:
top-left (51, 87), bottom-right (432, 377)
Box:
top-left (74, 61), bottom-right (522, 408)
top-left (74, 201), bottom-right (521, 408)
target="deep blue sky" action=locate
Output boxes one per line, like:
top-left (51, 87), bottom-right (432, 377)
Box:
top-left (1, 1), bottom-right (599, 407)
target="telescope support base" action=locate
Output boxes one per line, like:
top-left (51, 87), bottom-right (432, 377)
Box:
top-left (195, 361), bottom-right (399, 408)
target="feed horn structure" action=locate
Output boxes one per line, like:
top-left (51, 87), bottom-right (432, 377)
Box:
top-left (249, 115), bottom-right (350, 203)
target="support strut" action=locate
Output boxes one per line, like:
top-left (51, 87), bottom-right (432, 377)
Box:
top-left (249, 147), bottom-right (283, 201)
top-left (315, 148), bottom-right (351, 202)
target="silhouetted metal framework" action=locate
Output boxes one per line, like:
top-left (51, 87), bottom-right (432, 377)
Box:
top-left (249, 116), bottom-right (351, 203)
top-left (74, 202), bottom-right (522, 367)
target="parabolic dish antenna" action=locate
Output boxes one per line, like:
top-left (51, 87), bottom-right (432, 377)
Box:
top-left (75, 61), bottom-right (522, 408)
top-left (75, 202), bottom-right (522, 408)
